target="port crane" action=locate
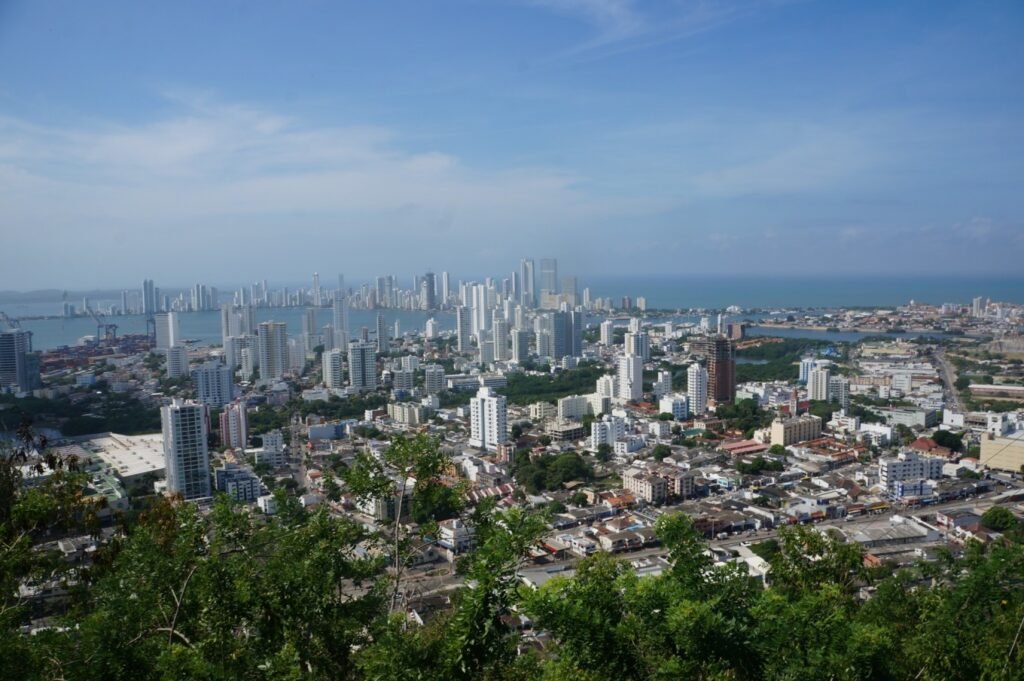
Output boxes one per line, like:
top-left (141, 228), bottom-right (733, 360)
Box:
top-left (85, 305), bottom-right (118, 342)
top-left (0, 311), bottom-right (22, 329)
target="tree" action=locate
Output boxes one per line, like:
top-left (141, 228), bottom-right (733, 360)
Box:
top-left (658, 412), bottom-right (674, 421)
top-left (343, 433), bottom-right (447, 611)
top-left (931, 429), bottom-right (964, 453)
top-left (768, 444), bottom-right (788, 456)
top-left (652, 444), bottom-right (672, 461)
top-left (981, 506), bottom-right (1017, 532)
top-left (596, 443), bottom-right (613, 462)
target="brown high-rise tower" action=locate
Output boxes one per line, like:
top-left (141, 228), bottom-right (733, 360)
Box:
top-left (695, 335), bottom-right (735, 405)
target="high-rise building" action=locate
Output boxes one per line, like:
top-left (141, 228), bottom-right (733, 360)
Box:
top-left (323, 348), bottom-right (345, 389)
top-left (424, 318), bottom-right (439, 340)
top-left (600, 319), bottom-right (615, 346)
top-left (162, 399), bottom-right (211, 501)
top-left (332, 296), bottom-right (349, 349)
top-left (257, 321), bottom-right (289, 382)
top-left (392, 368), bottom-right (415, 391)
top-left (492, 318), bottom-right (510, 361)
top-left (219, 400), bottom-right (248, 449)
top-left (625, 331), bottom-right (650, 361)
top-left (653, 370), bottom-right (672, 400)
top-left (509, 328), bottom-right (529, 363)
top-left (348, 340), bottom-right (377, 392)
top-left (828, 375), bottom-right (850, 410)
top-left (972, 296), bottom-right (985, 317)
top-left (456, 306), bottom-right (471, 353)
top-left (0, 329), bottom-right (39, 392)
top-left (695, 336), bottom-right (735, 405)
top-left (808, 366), bottom-right (831, 401)
top-left (155, 312), bottom-right (179, 350)
top-left (312, 272), bottom-right (322, 307)
top-left (192, 360), bottom-right (234, 407)
top-left (520, 258), bottom-right (535, 308)
top-left (421, 272), bottom-right (437, 310)
top-left (688, 364), bottom-right (709, 415)
top-left (469, 386), bottom-right (508, 451)
top-left (441, 271), bottom-right (450, 307)
top-left (225, 334), bottom-right (258, 370)
top-left (799, 357), bottom-right (818, 384)
top-left (142, 279), bottom-right (157, 316)
top-left (539, 258), bottom-right (558, 297)
top-left (166, 345), bottom-right (190, 379)
top-left (424, 364), bottom-right (445, 394)
top-left (375, 314), bottom-right (388, 354)
top-left (616, 353), bottom-right (644, 403)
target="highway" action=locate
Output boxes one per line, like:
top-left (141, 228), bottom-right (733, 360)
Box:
top-left (934, 348), bottom-right (963, 412)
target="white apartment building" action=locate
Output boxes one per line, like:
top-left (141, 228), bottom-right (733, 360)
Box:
top-left (323, 348), bottom-right (344, 389)
top-left (687, 364), bottom-right (708, 416)
top-left (162, 399), bottom-right (211, 501)
top-left (469, 386), bottom-right (508, 451)
top-left (659, 394), bottom-right (689, 421)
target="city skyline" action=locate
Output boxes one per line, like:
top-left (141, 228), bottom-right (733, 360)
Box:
top-left (2, 1), bottom-right (1023, 289)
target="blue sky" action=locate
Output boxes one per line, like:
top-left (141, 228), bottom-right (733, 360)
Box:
top-left (1, 0), bottom-right (1022, 289)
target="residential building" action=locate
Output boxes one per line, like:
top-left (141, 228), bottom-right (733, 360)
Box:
top-left (192, 360), bottom-right (234, 407)
top-left (348, 341), bottom-right (378, 392)
top-left (470, 387), bottom-right (508, 451)
top-left (616, 353), bottom-right (643, 403)
top-left (257, 321), bottom-right (289, 382)
top-left (165, 345), bottom-right (189, 379)
top-left (219, 400), bottom-right (248, 449)
top-left (323, 348), bottom-right (344, 389)
top-left (770, 414), bottom-right (823, 446)
top-left (808, 366), bottom-right (831, 401)
top-left (659, 394), bottom-right (689, 421)
top-left (600, 319), bottom-right (614, 346)
top-left (161, 399), bottom-right (211, 501)
top-left (878, 450), bottom-right (945, 492)
top-left (214, 463), bottom-right (264, 502)
top-left (155, 312), bottom-right (179, 350)
top-left (424, 364), bottom-right (445, 394)
top-left (687, 364), bottom-right (709, 415)
top-left (695, 336), bottom-right (735, 404)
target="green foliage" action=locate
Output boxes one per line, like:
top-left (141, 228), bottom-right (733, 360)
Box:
top-left (931, 429), bottom-right (964, 453)
top-left (735, 456), bottom-right (785, 475)
top-left (498, 365), bottom-right (607, 405)
top-left (981, 506), bottom-right (1018, 532)
top-left (651, 444), bottom-right (672, 461)
top-left (511, 451), bottom-right (593, 494)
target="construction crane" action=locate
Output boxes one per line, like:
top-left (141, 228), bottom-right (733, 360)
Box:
top-left (85, 305), bottom-right (118, 342)
top-left (0, 311), bottom-right (21, 329)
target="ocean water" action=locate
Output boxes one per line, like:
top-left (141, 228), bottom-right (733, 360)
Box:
top-left (19, 309), bottom-right (456, 352)
top-left (584, 275), bottom-right (1024, 309)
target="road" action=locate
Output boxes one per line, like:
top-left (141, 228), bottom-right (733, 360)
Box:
top-left (934, 348), bottom-right (963, 412)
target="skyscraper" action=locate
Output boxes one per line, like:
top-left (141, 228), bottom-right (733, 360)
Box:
top-left (0, 329), bottom-right (39, 392)
top-left (808, 366), bottom-right (831, 401)
top-left (688, 364), bottom-right (709, 416)
top-left (441, 271), bottom-right (450, 307)
top-left (155, 312), bottom-right (179, 350)
top-left (142, 279), bottom-right (157, 315)
top-left (456, 306), bottom-right (471, 353)
top-left (312, 272), bottom-right (322, 306)
top-left (322, 348), bottom-right (344, 388)
top-left (257, 321), bottom-right (289, 382)
top-left (375, 314), bottom-right (388, 354)
top-left (348, 340), bottom-right (377, 392)
top-left (162, 399), bottom-right (211, 501)
top-left (520, 258), bottom-right (535, 308)
top-left (469, 386), bottom-right (508, 451)
top-left (421, 272), bottom-right (437, 310)
top-left (600, 319), bottom-right (615, 346)
top-left (696, 336), bottom-right (736, 405)
top-left (192, 360), bottom-right (234, 407)
top-left (492, 318), bottom-right (510, 361)
top-left (616, 353), bottom-right (644, 403)
top-left (332, 296), bottom-right (350, 349)
top-left (539, 258), bottom-right (558, 297)
top-left (511, 328), bottom-right (530, 363)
